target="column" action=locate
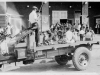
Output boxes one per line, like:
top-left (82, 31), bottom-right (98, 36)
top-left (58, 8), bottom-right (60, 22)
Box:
top-left (82, 2), bottom-right (89, 27)
top-left (42, 2), bottom-right (49, 31)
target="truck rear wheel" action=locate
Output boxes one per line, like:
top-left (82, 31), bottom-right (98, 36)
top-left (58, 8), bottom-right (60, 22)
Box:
top-left (55, 55), bottom-right (69, 65)
top-left (72, 47), bottom-right (91, 71)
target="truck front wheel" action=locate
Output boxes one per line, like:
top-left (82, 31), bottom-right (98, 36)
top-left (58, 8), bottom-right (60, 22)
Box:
top-left (55, 55), bottom-right (69, 65)
top-left (72, 47), bottom-right (91, 71)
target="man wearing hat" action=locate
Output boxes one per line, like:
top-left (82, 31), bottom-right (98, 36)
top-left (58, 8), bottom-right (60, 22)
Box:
top-left (29, 6), bottom-right (38, 27)
top-left (29, 6), bottom-right (39, 46)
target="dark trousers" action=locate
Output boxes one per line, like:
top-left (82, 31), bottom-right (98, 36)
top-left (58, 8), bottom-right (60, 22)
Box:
top-left (35, 28), bottom-right (39, 46)
top-left (31, 23), bottom-right (39, 46)
top-left (99, 28), bottom-right (100, 34)
top-left (96, 28), bottom-right (100, 34)
top-left (80, 34), bottom-right (84, 41)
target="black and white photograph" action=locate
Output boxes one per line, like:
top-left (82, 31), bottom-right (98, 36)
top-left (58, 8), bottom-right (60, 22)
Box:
top-left (0, 0), bottom-right (99, 75)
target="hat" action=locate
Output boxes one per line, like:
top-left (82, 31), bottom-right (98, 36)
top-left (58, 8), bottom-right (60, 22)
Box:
top-left (33, 6), bottom-right (38, 10)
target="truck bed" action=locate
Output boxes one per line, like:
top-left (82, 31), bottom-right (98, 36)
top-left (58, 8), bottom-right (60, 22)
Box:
top-left (0, 40), bottom-right (99, 62)
top-left (36, 41), bottom-right (99, 51)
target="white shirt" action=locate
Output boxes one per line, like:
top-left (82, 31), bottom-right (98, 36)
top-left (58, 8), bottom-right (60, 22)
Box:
top-left (79, 30), bottom-right (85, 35)
top-left (44, 32), bottom-right (49, 40)
top-left (65, 30), bottom-right (73, 42)
top-left (85, 32), bottom-right (92, 39)
top-left (78, 25), bottom-right (81, 31)
top-left (15, 27), bottom-right (20, 35)
top-left (29, 10), bottom-right (38, 24)
top-left (0, 39), bottom-right (9, 54)
top-left (73, 31), bottom-right (78, 41)
top-left (0, 28), bottom-right (3, 33)
top-left (7, 25), bottom-right (12, 35)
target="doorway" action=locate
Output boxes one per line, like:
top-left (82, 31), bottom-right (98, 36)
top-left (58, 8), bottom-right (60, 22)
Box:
top-left (60, 19), bottom-right (67, 24)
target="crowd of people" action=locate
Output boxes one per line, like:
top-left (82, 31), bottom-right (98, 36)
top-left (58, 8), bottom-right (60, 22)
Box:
top-left (38, 22), bottom-right (95, 46)
top-left (27, 6), bottom-right (94, 46)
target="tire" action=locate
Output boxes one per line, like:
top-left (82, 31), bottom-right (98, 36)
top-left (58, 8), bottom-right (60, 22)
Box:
top-left (55, 55), bottom-right (69, 65)
top-left (72, 47), bottom-right (91, 71)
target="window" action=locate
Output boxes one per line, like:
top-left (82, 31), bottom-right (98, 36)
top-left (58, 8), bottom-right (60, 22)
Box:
top-left (52, 11), bottom-right (67, 24)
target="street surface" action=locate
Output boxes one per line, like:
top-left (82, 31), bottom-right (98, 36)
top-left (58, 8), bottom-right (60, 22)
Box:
top-left (0, 34), bottom-right (100, 75)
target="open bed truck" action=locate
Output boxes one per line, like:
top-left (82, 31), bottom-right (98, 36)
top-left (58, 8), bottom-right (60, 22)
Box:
top-left (0, 27), bottom-right (99, 71)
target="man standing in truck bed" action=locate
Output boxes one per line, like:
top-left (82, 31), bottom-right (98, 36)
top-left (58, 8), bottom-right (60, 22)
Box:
top-left (29, 6), bottom-right (39, 46)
